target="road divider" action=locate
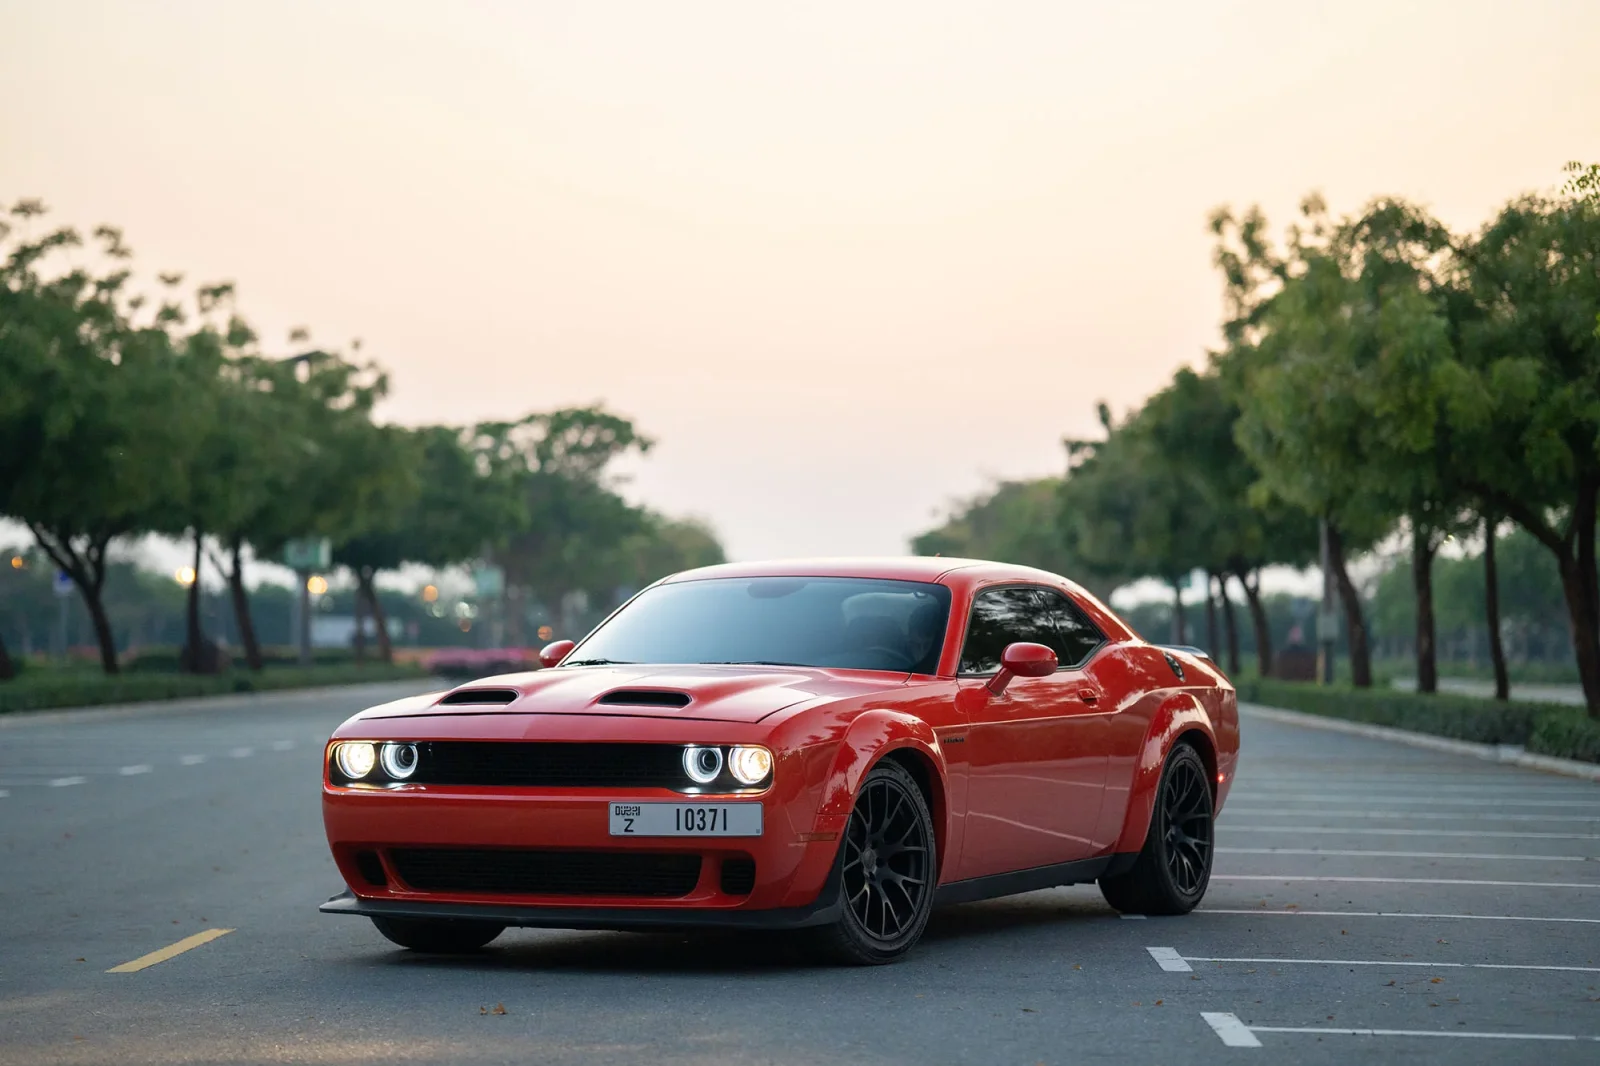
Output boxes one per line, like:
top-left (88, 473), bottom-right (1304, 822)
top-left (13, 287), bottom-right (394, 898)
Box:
top-left (106, 928), bottom-right (234, 973)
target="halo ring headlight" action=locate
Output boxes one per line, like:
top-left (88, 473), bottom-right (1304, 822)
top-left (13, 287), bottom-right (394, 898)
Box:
top-left (380, 742), bottom-right (419, 780)
top-left (728, 745), bottom-right (773, 786)
top-left (335, 741), bottom-right (377, 779)
top-left (683, 745), bottom-right (723, 785)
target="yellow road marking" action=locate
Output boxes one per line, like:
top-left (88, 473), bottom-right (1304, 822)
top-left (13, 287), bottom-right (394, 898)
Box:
top-left (106, 928), bottom-right (234, 973)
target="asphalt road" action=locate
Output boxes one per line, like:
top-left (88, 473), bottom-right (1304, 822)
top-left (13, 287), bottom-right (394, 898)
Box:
top-left (1, 682), bottom-right (1597, 1065)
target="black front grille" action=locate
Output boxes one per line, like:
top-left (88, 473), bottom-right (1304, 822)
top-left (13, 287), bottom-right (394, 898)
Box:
top-left (720, 856), bottom-right (756, 896)
top-left (416, 742), bottom-right (684, 788)
top-left (354, 850), bottom-right (388, 886)
top-left (389, 848), bottom-right (703, 898)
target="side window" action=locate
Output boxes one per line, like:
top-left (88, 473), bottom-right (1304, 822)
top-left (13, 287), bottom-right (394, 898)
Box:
top-left (958, 587), bottom-right (1063, 674)
top-left (1036, 588), bottom-right (1106, 667)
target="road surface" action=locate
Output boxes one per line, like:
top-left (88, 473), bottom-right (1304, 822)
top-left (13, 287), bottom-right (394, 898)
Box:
top-left (1, 681), bottom-right (1596, 1065)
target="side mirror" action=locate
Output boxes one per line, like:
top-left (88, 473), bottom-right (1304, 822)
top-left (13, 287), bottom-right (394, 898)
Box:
top-left (538, 639), bottom-right (576, 669)
top-left (986, 641), bottom-right (1058, 695)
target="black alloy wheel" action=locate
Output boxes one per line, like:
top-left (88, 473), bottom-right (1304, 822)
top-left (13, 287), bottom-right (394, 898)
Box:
top-left (1160, 747), bottom-right (1213, 896)
top-left (817, 760), bottom-right (937, 964)
top-left (1098, 743), bottom-right (1214, 916)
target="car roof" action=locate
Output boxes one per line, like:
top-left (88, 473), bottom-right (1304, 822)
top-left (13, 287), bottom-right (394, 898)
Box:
top-left (661, 556), bottom-right (1048, 586)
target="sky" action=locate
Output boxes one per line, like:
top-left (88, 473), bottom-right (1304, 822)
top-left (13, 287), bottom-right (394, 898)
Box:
top-left (2, 0), bottom-right (1597, 568)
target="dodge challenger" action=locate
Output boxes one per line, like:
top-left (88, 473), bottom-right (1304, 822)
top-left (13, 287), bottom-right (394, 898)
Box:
top-left (319, 557), bottom-right (1238, 963)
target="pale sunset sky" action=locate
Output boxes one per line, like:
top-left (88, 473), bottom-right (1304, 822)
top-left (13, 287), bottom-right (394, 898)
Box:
top-left (2, 0), bottom-right (1596, 563)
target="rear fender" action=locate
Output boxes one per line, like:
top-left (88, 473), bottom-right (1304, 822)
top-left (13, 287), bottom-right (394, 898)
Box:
top-left (1111, 693), bottom-right (1219, 855)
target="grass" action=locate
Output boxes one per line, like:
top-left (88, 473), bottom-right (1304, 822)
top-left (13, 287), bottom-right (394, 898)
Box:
top-left (0, 662), bottom-right (432, 715)
top-left (1235, 675), bottom-right (1600, 764)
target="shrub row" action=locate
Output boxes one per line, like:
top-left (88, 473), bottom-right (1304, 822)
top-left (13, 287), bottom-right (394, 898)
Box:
top-left (1235, 676), bottom-right (1599, 764)
top-left (0, 663), bottom-right (431, 715)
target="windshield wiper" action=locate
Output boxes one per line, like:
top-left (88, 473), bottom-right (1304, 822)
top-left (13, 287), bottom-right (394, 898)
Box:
top-left (561, 658), bottom-right (633, 667)
top-left (707, 660), bottom-right (810, 667)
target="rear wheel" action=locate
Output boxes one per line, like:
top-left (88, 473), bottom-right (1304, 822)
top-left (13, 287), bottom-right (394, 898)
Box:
top-left (1099, 743), bottom-right (1213, 915)
top-left (815, 760), bottom-right (936, 965)
top-left (370, 916), bottom-right (505, 953)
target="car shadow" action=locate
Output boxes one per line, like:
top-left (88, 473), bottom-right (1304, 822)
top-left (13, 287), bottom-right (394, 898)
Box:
top-left (359, 890), bottom-right (1119, 975)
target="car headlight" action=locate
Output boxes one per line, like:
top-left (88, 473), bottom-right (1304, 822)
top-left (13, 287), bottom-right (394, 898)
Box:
top-left (335, 741), bottom-right (377, 779)
top-left (728, 745), bottom-right (773, 786)
top-left (683, 745), bottom-right (724, 785)
top-left (380, 742), bottom-right (419, 780)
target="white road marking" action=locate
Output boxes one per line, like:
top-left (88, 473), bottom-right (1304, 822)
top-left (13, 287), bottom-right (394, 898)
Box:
top-left (118, 764), bottom-right (153, 776)
top-left (180, 754), bottom-right (206, 765)
top-left (1200, 1012), bottom-right (1262, 1048)
top-left (1223, 825), bottom-right (1600, 841)
top-left (1247, 1025), bottom-right (1600, 1043)
top-left (1146, 946), bottom-right (1192, 972)
top-left (228, 747), bottom-right (254, 758)
top-left (1215, 874), bottom-right (1600, 888)
top-left (1217, 846), bottom-right (1589, 862)
top-left (1199, 908), bottom-right (1600, 925)
top-left (1225, 808), bottom-right (1599, 823)
top-left (269, 740), bottom-right (294, 751)
top-left (1231, 795), bottom-right (1600, 808)
top-left (49, 776), bottom-right (86, 787)
top-left (1183, 955), bottom-right (1600, 973)
top-left (0, 790), bottom-right (9, 798)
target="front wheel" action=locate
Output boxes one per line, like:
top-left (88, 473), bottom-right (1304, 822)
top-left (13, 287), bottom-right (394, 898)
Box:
top-left (1099, 743), bottom-right (1214, 915)
top-left (815, 760), bottom-right (937, 965)
top-left (370, 916), bottom-right (505, 953)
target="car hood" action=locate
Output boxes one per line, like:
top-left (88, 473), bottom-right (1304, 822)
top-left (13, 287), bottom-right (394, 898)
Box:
top-left (360, 665), bottom-right (911, 724)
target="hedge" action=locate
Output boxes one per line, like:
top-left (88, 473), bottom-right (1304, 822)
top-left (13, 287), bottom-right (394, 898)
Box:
top-left (0, 663), bottom-right (431, 715)
top-left (1235, 676), bottom-right (1599, 764)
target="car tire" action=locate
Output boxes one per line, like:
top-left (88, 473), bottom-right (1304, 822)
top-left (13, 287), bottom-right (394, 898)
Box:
top-left (815, 760), bottom-right (938, 965)
top-left (369, 916), bottom-right (505, 953)
top-left (1098, 742), bottom-right (1214, 916)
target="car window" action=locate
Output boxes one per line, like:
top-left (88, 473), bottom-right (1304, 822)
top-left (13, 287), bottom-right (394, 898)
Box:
top-left (565, 577), bottom-right (951, 674)
top-left (1036, 588), bottom-right (1105, 667)
top-left (958, 587), bottom-right (1064, 675)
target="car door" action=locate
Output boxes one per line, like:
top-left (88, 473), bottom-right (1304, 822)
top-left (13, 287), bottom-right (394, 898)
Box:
top-left (952, 586), bottom-right (1110, 881)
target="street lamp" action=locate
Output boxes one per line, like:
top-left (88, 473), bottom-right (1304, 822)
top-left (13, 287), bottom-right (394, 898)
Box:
top-left (306, 574), bottom-right (329, 596)
top-left (175, 566), bottom-right (197, 587)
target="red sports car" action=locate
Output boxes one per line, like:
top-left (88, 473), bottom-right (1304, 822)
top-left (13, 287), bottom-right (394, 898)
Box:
top-left (320, 558), bottom-right (1238, 963)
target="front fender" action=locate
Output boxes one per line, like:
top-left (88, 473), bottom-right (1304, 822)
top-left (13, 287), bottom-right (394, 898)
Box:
top-left (808, 709), bottom-right (948, 865)
top-left (1111, 693), bottom-right (1218, 855)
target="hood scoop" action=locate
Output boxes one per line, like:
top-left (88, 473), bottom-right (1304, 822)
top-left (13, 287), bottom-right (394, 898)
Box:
top-left (437, 687), bottom-right (520, 706)
top-left (596, 689), bottom-right (692, 709)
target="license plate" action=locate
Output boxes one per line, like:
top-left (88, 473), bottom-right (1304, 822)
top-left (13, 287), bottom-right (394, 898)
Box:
top-left (608, 802), bottom-right (763, 837)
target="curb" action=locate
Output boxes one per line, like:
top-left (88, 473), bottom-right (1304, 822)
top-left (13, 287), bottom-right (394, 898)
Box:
top-left (0, 678), bottom-right (444, 729)
top-left (1240, 702), bottom-right (1600, 782)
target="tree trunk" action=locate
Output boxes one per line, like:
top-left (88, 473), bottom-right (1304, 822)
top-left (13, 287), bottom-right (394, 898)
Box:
top-left (0, 630), bottom-right (14, 681)
top-left (1577, 480), bottom-right (1600, 719)
top-left (352, 573), bottom-right (368, 663)
top-left (360, 570), bottom-right (394, 664)
top-left (225, 538), bottom-right (263, 672)
top-left (1204, 572), bottom-right (1219, 661)
top-left (1325, 523), bottom-right (1372, 688)
top-left (183, 531), bottom-right (205, 673)
top-left (83, 579), bottom-right (118, 674)
top-left (1220, 575), bottom-right (1241, 677)
top-left (1412, 521), bottom-right (1438, 695)
top-left (28, 528), bottom-right (119, 674)
top-left (1483, 516), bottom-right (1509, 701)
top-left (1237, 569), bottom-right (1272, 678)
top-left (1171, 580), bottom-right (1187, 645)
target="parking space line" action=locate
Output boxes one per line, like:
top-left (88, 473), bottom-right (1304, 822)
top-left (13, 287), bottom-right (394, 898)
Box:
top-left (1216, 874), bottom-right (1600, 888)
top-left (106, 928), bottom-right (234, 973)
top-left (1146, 946), bottom-right (1193, 971)
top-left (1217, 847), bottom-right (1589, 862)
top-left (1200, 1013), bottom-right (1263, 1047)
top-left (1245, 1024), bottom-right (1599, 1043)
top-left (1200, 908), bottom-right (1600, 925)
top-left (1223, 825), bottom-right (1600, 841)
top-left (1181, 955), bottom-right (1600, 973)
top-left (1225, 809), bottom-right (1600, 823)
top-left (48, 776), bottom-right (85, 787)
top-left (119, 764), bottom-right (153, 776)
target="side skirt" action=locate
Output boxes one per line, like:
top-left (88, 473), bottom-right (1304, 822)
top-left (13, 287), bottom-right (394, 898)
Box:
top-left (933, 853), bottom-right (1137, 907)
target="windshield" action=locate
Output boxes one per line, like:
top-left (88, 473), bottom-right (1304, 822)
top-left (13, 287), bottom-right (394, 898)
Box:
top-left (566, 577), bottom-right (952, 674)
